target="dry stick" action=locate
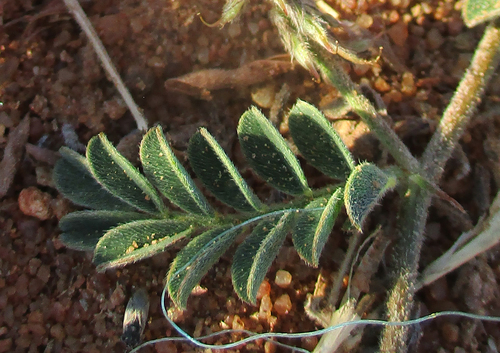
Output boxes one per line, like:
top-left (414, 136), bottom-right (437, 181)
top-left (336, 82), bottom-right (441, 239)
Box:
top-left (62, 0), bottom-right (148, 131)
top-left (379, 23), bottom-right (500, 353)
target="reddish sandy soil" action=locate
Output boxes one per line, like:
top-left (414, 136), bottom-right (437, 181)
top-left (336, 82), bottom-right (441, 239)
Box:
top-left (1, 0), bottom-right (500, 352)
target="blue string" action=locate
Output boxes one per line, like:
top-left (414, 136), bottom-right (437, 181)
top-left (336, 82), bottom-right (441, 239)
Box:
top-left (170, 207), bottom-right (325, 279)
top-left (127, 285), bottom-right (500, 353)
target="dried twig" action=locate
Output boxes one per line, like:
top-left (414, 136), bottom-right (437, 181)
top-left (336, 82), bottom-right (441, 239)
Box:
top-left (164, 57), bottom-right (292, 99)
top-left (62, 0), bottom-right (148, 131)
top-left (0, 115), bottom-right (30, 198)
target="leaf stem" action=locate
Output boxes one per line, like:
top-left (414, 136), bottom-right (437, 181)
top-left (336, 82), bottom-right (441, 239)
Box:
top-left (378, 182), bottom-right (431, 352)
top-left (314, 50), bottom-right (420, 174)
top-left (379, 22), bottom-right (500, 352)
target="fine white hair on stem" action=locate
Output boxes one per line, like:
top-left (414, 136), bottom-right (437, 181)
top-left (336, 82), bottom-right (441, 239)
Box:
top-left (62, 0), bottom-right (148, 131)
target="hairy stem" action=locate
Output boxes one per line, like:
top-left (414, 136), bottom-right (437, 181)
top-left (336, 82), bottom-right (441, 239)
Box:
top-left (314, 51), bottom-right (420, 174)
top-left (421, 23), bottom-right (500, 182)
top-left (379, 23), bottom-right (500, 352)
top-left (379, 183), bottom-right (431, 352)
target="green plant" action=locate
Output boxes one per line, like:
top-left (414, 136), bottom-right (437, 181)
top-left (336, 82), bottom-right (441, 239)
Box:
top-left (462, 0), bottom-right (500, 28)
top-left (57, 0), bottom-right (500, 351)
top-left (54, 100), bottom-right (396, 308)
top-left (199, 1), bottom-right (500, 352)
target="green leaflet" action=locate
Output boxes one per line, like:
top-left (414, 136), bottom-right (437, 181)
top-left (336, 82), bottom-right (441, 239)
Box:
top-left (462, 0), bottom-right (500, 27)
top-left (59, 210), bottom-right (148, 251)
top-left (231, 212), bottom-right (294, 304)
top-left (140, 126), bottom-right (213, 216)
top-left (167, 226), bottom-right (241, 308)
top-left (292, 188), bottom-right (343, 266)
top-left (288, 100), bottom-right (354, 180)
top-left (238, 106), bottom-right (311, 196)
top-left (87, 133), bottom-right (165, 214)
top-left (93, 219), bottom-right (191, 270)
top-left (344, 163), bottom-right (397, 231)
top-left (188, 128), bottom-right (263, 213)
top-left (53, 147), bottom-right (135, 211)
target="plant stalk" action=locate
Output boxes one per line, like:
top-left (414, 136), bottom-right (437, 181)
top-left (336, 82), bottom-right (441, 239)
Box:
top-left (379, 22), bottom-right (500, 352)
top-left (421, 23), bottom-right (500, 182)
top-left (315, 51), bottom-right (421, 175)
top-left (378, 183), bottom-right (431, 352)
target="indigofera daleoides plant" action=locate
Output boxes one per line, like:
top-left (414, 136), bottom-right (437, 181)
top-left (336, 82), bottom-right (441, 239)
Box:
top-left (53, 100), bottom-right (397, 308)
top-left (55, 0), bottom-right (500, 351)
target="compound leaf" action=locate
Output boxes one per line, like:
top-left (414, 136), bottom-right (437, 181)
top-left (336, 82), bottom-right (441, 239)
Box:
top-left (168, 226), bottom-right (241, 308)
top-left (87, 133), bottom-right (165, 214)
top-left (344, 163), bottom-right (397, 231)
top-left (140, 126), bottom-right (213, 215)
top-left (288, 100), bottom-right (354, 180)
top-left (94, 219), bottom-right (192, 270)
top-left (292, 188), bottom-right (343, 266)
top-left (462, 0), bottom-right (500, 27)
top-left (238, 106), bottom-right (311, 196)
top-left (53, 147), bottom-right (135, 211)
top-left (59, 210), bottom-right (148, 251)
top-left (188, 128), bottom-right (263, 213)
top-left (231, 211), bottom-right (294, 304)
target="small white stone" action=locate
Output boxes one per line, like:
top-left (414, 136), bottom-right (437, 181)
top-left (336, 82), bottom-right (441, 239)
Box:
top-left (274, 270), bottom-right (292, 288)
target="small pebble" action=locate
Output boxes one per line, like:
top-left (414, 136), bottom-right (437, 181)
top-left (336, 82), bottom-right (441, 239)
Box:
top-left (28, 258), bottom-right (42, 276)
top-left (274, 270), bottom-right (292, 288)
top-left (374, 77), bottom-right (391, 92)
top-left (265, 340), bottom-right (277, 353)
top-left (274, 294), bottom-right (292, 315)
top-left (387, 21), bottom-right (408, 47)
top-left (441, 322), bottom-right (459, 343)
top-left (228, 22), bottom-right (241, 38)
top-left (301, 336), bottom-right (318, 351)
top-left (96, 13), bottom-right (130, 45)
top-left (36, 265), bottom-right (51, 284)
top-left (53, 30), bottom-right (71, 47)
top-left (426, 28), bottom-right (445, 50)
top-left (15, 274), bottom-right (29, 297)
top-left (103, 98), bottom-right (127, 120)
top-left (109, 285), bottom-right (126, 309)
top-left (27, 311), bottom-right (43, 324)
top-left (248, 22), bottom-right (259, 35)
top-left (155, 341), bottom-right (178, 353)
top-left (147, 56), bottom-right (166, 69)
top-left (401, 72), bottom-right (416, 96)
top-left (356, 13), bottom-right (373, 29)
top-left (167, 306), bottom-right (184, 323)
top-left (256, 279), bottom-right (271, 299)
top-left (35, 166), bottom-right (54, 187)
top-left (259, 294), bottom-right (273, 320)
top-left (232, 314), bottom-right (245, 330)
top-left (251, 84), bottom-right (276, 109)
top-left (197, 47), bottom-right (210, 65)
